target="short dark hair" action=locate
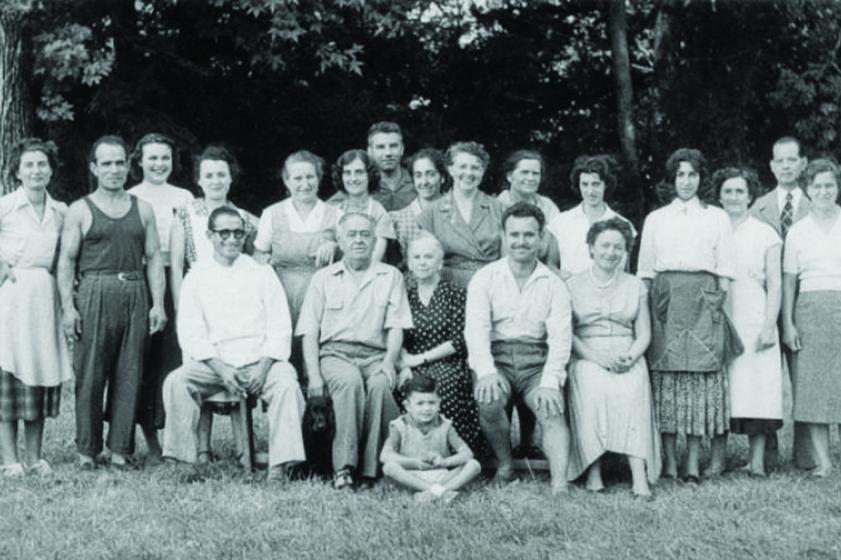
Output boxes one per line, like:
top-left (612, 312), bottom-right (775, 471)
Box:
top-left (88, 135), bottom-right (128, 189)
top-left (207, 206), bottom-right (243, 231)
top-left (193, 145), bottom-right (241, 185)
top-left (88, 135), bottom-right (128, 165)
top-left (445, 141), bottom-right (490, 170)
top-left (282, 150), bottom-right (325, 183)
top-left (7, 137), bottom-right (60, 189)
top-left (502, 201), bottom-right (545, 232)
top-left (586, 217), bottom-right (635, 252)
top-left (403, 374), bottom-right (437, 398)
top-left (569, 154), bottom-right (618, 197)
top-left (501, 149), bottom-right (545, 191)
top-left (712, 166), bottom-right (761, 204)
top-left (407, 148), bottom-right (451, 193)
top-left (773, 136), bottom-right (803, 158)
top-left (367, 121), bottom-right (402, 141)
top-left (804, 157), bottom-right (841, 187)
top-left (332, 149), bottom-right (381, 194)
top-left (658, 147), bottom-right (714, 205)
top-left (130, 132), bottom-right (178, 182)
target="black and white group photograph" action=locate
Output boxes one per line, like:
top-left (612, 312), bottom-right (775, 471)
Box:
top-left (0, 0), bottom-right (840, 558)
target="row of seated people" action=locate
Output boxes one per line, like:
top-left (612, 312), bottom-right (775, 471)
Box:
top-left (1, 130), bottom-right (836, 499)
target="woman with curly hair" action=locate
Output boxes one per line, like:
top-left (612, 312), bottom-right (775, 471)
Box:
top-left (326, 149), bottom-right (395, 262)
top-left (715, 166), bottom-right (783, 477)
top-left (637, 148), bottom-right (742, 483)
top-left (418, 141), bottom-right (503, 288)
top-left (547, 154), bottom-right (635, 277)
top-left (0, 138), bottom-right (72, 477)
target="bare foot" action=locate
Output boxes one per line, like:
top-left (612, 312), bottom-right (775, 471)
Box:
top-left (810, 465), bottom-right (832, 478)
top-left (414, 491), bottom-right (435, 503)
top-left (702, 464), bottom-right (723, 478)
top-left (441, 490), bottom-right (459, 504)
top-left (493, 465), bottom-right (516, 485)
top-left (551, 482), bottom-right (570, 496)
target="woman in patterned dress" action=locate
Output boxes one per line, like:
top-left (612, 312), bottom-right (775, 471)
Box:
top-left (0, 138), bottom-right (72, 477)
top-left (398, 233), bottom-right (483, 452)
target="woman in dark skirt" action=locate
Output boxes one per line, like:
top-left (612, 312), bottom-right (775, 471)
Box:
top-left (636, 148), bottom-right (743, 483)
top-left (0, 139), bottom-right (73, 477)
top-left (783, 158), bottom-right (841, 478)
top-left (398, 233), bottom-right (483, 453)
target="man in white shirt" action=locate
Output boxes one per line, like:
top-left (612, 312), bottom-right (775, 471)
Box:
top-left (750, 136), bottom-right (814, 471)
top-left (465, 202), bottom-right (572, 494)
top-left (162, 207), bottom-right (305, 480)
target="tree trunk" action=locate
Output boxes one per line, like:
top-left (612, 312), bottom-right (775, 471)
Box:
top-left (608, 0), bottom-right (643, 221)
top-left (0, 9), bottom-right (33, 193)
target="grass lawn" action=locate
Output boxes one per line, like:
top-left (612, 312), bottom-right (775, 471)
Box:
top-left (2, 386), bottom-right (841, 560)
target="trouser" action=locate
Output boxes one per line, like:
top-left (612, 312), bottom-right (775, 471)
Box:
top-left (74, 274), bottom-right (148, 457)
top-left (320, 342), bottom-right (399, 478)
top-left (137, 277), bottom-right (180, 430)
top-left (162, 359), bottom-right (305, 467)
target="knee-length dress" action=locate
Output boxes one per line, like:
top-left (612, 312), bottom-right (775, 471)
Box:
top-left (0, 189), bottom-right (72, 421)
top-left (566, 271), bottom-right (661, 483)
top-left (783, 213), bottom-right (841, 424)
top-left (402, 280), bottom-right (483, 453)
top-left (728, 216), bottom-right (784, 433)
top-left (637, 197), bottom-right (742, 436)
top-left (254, 198), bottom-right (340, 325)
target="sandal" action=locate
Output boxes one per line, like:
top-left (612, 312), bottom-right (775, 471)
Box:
top-left (28, 459), bottom-right (53, 476)
top-left (333, 469), bottom-right (353, 490)
top-left (197, 451), bottom-right (213, 465)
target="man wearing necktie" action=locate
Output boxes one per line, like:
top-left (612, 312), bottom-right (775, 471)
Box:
top-left (750, 136), bottom-right (812, 471)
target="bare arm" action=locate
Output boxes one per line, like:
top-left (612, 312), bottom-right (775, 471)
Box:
top-left (379, 327), bottom-right (403, 387)
top-left (139, 200), bottom-right (166, 333)
top-left (57, 203), bottom-right (84, 346)
top-left (169, 216), bottom-right (186, 312)
top-left (302, 333), bottom-right (324, 395)
top-left (372, 237), bottom-right (387, 262)
top-left (781, 272), bottom-right (800, 351)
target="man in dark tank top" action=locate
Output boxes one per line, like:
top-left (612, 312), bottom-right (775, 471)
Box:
top-left (57, 135), bottom-right (166, 471)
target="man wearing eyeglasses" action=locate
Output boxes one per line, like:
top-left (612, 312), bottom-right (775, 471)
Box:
top-left (297, 212), bottom-right (413, 489)
top-left (161, 206), bottom-right (305, 481)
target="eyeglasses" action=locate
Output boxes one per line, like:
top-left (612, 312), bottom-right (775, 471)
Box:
top-left (211, 228), bottom-right (246, 240)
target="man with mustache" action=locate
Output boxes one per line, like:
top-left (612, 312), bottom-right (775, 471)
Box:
top-left (297, 212), bottom-right (413, 489)
top-left (58, 135), bottom-right (166, 470)
top-left (368, 121), bottom-right (415, 212)
top-left (465, 202), bottom-right (573, 494)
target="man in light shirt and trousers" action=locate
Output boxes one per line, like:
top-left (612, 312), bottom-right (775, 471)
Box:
top-left (162, 206), bottom-right (305, 480)
top-left (465, 202), bottom-right (572, 494)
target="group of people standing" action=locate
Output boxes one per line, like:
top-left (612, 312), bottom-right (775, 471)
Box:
top-left (0, 122), bottom-right (837, 502)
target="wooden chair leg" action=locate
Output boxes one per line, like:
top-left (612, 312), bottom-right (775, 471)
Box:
top-left (197, 406), bottom-right (213, 458)
top-left (237, 397), bottom-right (256, 471)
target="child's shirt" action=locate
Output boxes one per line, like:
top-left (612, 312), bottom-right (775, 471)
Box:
top-left (385, 413), bottom-right (468, 460)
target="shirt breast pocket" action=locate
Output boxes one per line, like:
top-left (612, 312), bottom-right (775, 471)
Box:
top-left (373, 276), bottom-right (392, 307)
top-left (322, 291), bottom-right (345, 331)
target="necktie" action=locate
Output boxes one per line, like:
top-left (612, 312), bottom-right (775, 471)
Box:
top-left (780, 192), bottom-right (793, 239)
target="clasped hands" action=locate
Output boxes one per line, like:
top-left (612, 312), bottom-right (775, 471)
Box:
top-left (215, 361), bottom-right (269, 397)
top-left (412, 452), bottom-right (447, 470)
top-left (592, 351), bottom-right (636, 373)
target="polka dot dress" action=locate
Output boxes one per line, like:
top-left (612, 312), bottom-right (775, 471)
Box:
top-left (403, 280), bottom-right (484, 454)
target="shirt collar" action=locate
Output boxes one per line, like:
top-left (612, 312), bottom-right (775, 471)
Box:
top-left (495, 257), bottom-right (551, 288)
top-left (775, 185), bottom-right (803, 209)
top-left (574, 202), bottom-right (617, 221)
top-left (668, 196), bottom-right (702, 213)
top-left (12, 187), bottom-right (62, 214)
top-left (438, 190), bottom-right (491, 212)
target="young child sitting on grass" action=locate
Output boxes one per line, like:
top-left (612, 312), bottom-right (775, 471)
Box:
top-left (380, 374), bottom-right (481, 503)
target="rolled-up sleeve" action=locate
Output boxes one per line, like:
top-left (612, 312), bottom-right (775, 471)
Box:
top-left (636, 214), bottom-right (656, 280)
top-left (260, 268), bottom-right (292, 362)
top-left (384, 271), bottom-right (413, 330)
top-left (464, 270), bottom-right (497, 379)
top-left (541, 278), bottom-right (572, 389)
top-left (295, 270), bottom-right (325, 337)
top-left (713, 209), bottom-right (736, 280)
top-left (177, 272), bottom-right (218, 362)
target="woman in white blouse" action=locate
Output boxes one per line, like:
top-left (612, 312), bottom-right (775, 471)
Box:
top-left (782, 158), bottom-right (841, 478)
top-left (547, 154), bottom-right (635, 276)
top-left (716, 167), bottom-right (783, 477)
top-left (0, 139), bottom-right (72, 477)
top-left (637, 148), bottom-right (742, 484)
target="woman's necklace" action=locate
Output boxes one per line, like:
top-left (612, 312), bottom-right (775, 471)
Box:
top-left (589, 265), bottom-right (620, 289)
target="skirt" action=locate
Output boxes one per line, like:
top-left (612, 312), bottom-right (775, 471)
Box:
top-left (652, 369), bottom-right (729, 436)
top-left (0, 369), bottom-right (61, 421)
top-left (567, 336), bottom-right (661, 483)
top-left (791, 291), bottom-right (841, 423)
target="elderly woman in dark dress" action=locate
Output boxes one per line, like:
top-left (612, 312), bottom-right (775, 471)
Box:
top-left (398, 233), bottom-right (482, 452)
top-left (637, 148), bottom-right (742, 483)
